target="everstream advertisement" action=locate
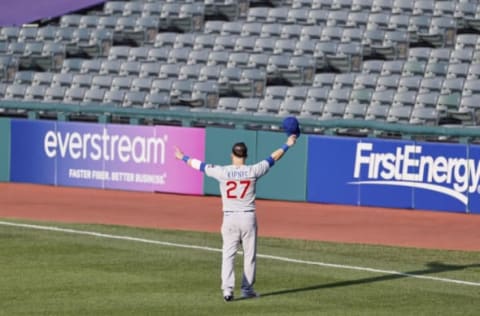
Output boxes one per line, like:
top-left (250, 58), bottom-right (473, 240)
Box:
top-left (10, 120), bottom-right (205, 194)
top-left (307, 136), bottom-right (480, 214)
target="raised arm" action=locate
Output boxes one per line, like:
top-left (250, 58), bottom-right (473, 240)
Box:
top-left (175, 146), bottom-right (206, 172)
top-left (267, 135), bottom-right (297, 164)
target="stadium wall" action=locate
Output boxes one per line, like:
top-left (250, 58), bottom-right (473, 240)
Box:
top-left (6, 119), bottom-right (480, 214)
top-left (307, 135), bottom-right (480, 214)
top-left (0, 118), bottom-right (10, 182)
top-left (9, 119), bottom-right (205, 195)
top-left (204, 127), bottom-right (308, 201)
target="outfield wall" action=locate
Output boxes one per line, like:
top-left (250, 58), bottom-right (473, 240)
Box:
top-left (0, 118), bottom-right (10, 182)
top-left (5, 119), bottom-right (480, 214)
top-left (204, 127), bottom-right (308, 201)
top-left (9, 119), bottom-right (205, 195)
top-left (307, 136), bottom-right (480, 214)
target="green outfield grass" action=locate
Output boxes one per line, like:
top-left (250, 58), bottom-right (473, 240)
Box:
top-left (0, 219), bottom-right (479, 316)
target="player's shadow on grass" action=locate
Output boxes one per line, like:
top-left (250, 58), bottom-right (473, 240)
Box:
top-left (260, 262), bottom-right (480, 298)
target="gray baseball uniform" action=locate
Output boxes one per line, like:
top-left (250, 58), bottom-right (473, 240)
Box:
top-left (204, 160), bottom-right (271, 297)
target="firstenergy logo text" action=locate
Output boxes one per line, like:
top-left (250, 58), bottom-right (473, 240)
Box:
top-left (350, 143), bottom-right (480, 205)
top-left (43, 128), bottom-right (167, 164)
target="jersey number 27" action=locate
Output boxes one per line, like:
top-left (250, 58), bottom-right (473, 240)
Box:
top-left (226, 180), bottom-right (251, 199)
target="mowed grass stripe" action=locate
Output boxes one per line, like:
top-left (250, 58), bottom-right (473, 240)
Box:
top-left (1, 220), bottom-right (479, 287)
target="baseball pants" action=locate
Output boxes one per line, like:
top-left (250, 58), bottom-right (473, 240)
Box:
top-left (221, 212), bottom-right (257, 295)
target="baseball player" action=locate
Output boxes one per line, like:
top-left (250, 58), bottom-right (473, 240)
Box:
top-left (175, 134), bottom-right (297, 302)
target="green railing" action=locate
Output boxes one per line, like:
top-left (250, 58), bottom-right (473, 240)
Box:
top-left (1, 100), bottom-right (479, 141)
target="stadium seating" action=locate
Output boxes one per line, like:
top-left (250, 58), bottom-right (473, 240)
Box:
top-left (2, 0), bottom-right (480, 135)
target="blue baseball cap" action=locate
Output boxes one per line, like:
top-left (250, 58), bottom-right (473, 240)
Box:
top-left (282, 116), bottom-right (301, 138)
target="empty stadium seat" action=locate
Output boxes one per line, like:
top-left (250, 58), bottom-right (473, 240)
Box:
top-left (128, 47), bottom-right (150, 62)
top-left (103, 89), bottom-right (126, 106)
top-left (447, 63), bottom-right (469, 79)
top-left (343, 102), bottom-right (368, 120)
top-left (13, 71), bottom-right (35, 85)
top-left (371, 89), bottom-right (395, 106)
top-left (111, 76), bottom-right (134, 91)
top-left (214, 97), bottom-right (241, 113)
top-left (139, 62), bottom-right (162, 78)
top-left (151, 78), bottom-right (174, 94)
top-left (227, 52), bottom-right (250, 68)
top-left (349, 88), bottom-right (374, 105)
top-left (409, 107), bottom-right (439, 126)
top-left (299, 100), bottom-right (325, 119)
top-left (174, 33), bottom-right (196, 49)
top-left (144, 91), bottom-right (170, 109)
top-left (265, 86), bottom-right (288, 100)
top-left (256, 98), bottom-right (282, 115)
top-left (170, 79), bottom-right (195, 104)
top-left (82, 88), bottom-right (107, 105)
top-left (230, 68), bottom-right (266, 98)
top-left (313, 73), bottom-right (336, 88)
top-left (375, 74), bottom-right (400, 91)
top-left (32, 72), bottom-right (54, 87)
top-left (167, 47), bottom-right (192, 64)
top-left (278, 99), bottom-right (304, 116)
top-left (64, 87), bottom-right (86, 104)
top-left (72, 73), bottom-right (93, 89)
top-left (419, 77), bottom-right (444, 94)
top-left (122, 91), bottom-right (147, 108)
top-left (361, 60), bottom-right (384, 74)
top-left (108, 46), bottom-right (131, 60)
top-left (320, 101), bottom-right (347, 119)
top-left (131, 77), bottom-right (153, 92)
top-left (81, 59), bottom-right (103, 74)
top-left (61, 58), bottom-right (84, 73)
top-left (392, 91), bottom-right (417, 108)
top-left (353, 73), bottom-right (379, 90)
top-left (52, 73), bottom-right (74, 87)
top-left (397, 75), bottom-right (423, 92)
top-left (147, 47), bottom-right (170, 63)
top-left (99, 60), bottom-right (122, 75)
top-left (60, 15), bottom-right (82, 28)
top-left (307, 86), bottom-right (330, 103)
top-left (119, 61), bottom-right (142, 77)
top-left (193, 34), bottom-right (216, 50)
top-left (44, 86), bottom-right (67, 102)
top-left (414, 92), bottom-right (440, 109)
top-left (0, 27), bottom-right (20, 42)
top-left (25, 85), bottom-right (47, 101)
top-left (18, 27), bottom-right (38, 42)
top-left (190, 81), bottom-right (220, 108)
top-left (365, 104), bottom-right (390, 121)
top-left (386, 105), bottom-right (412, 124)
top-left (436, 93), bottom-right (461, 114)
top-left (236, 97), bottom-right (260, 114)
top-left (104, 1), bottom-right (126, 16)
top-left (199, 65), bottom-right (222, 82)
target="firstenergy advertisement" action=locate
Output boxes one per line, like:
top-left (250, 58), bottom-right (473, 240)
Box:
top-left (10, 120), bottom-right (205, 194)
top-left (307, 136), bottom-right (480, 214)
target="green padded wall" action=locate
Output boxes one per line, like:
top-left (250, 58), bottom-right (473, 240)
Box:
top-left (204, 127), bottom-right (257, 196)
top-left (204, 127), bottom-right (308, 201)
top-left (0, 118), bottom-right (10, 182)
top-left (256, 131), bottom-right (308, 201)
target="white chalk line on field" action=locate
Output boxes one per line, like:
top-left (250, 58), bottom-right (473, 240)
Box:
top-left (1, 220), bottom-right (479, 287)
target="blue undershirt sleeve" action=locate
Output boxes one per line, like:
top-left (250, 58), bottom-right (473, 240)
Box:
top-left (266, 156), bottom-right (275, 167)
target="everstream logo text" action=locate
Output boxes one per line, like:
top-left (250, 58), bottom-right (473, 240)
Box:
top-left (43, 128), bottom-right (167, 164)
top-left (350, 143), bottom-right (480, 205)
